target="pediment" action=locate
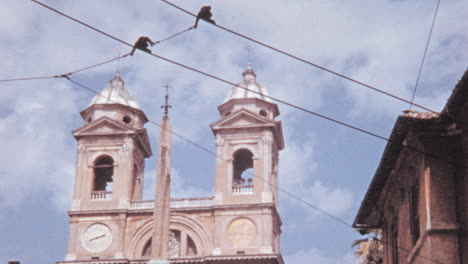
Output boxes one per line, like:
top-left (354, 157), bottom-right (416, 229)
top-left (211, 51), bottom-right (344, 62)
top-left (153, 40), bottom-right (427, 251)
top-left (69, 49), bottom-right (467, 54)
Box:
top-left (73, 116), bottom-right (134, 136)
top-left (211, 109), bottom-right (272, 130)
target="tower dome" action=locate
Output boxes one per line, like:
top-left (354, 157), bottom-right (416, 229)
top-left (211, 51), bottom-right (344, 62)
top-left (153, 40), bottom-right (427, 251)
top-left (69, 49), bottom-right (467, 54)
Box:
top-left (224, 64), bottom-right (271, 103)
top-left (89, 72), bottom-right (141, 109)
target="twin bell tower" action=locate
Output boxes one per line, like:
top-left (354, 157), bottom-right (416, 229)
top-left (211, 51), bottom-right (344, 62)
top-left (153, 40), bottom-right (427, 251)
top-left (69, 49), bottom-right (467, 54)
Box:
top-left (60, 65), bottom-right (285, 264)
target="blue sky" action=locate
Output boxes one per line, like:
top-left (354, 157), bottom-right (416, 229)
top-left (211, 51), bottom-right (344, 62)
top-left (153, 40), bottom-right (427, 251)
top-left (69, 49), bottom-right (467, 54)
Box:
top-left (0, 0), bottom-right (467, 263)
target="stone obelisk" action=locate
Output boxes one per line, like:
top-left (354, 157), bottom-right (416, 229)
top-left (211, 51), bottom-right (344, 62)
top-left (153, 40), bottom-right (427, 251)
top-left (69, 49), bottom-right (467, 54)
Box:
top-left (149, 87), bottom-right (172, 264)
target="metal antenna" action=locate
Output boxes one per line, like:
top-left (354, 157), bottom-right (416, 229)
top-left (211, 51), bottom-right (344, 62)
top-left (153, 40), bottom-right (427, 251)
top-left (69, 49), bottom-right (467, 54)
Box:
top-left (161, 84), bottom-right (172, 116)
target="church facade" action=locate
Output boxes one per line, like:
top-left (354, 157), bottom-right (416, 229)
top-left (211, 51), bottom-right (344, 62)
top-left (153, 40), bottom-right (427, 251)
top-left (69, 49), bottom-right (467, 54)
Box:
top-left (58, 66), bottom-right (285, 264)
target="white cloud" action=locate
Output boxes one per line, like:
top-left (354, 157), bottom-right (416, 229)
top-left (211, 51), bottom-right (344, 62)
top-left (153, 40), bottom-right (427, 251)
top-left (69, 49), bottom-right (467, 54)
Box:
top-left (0, 80), bottom-right (79, 211)
top-left (0, 1), bottom-right (466, 263)
top-left (301, 181), bottom-right (354, 217)
top-left (279, 130), bottom-right (354, 218)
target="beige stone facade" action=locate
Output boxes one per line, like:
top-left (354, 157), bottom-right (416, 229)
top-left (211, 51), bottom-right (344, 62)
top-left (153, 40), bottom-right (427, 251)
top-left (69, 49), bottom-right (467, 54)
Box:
top-left (354, 71), bottom-right (468, 264)
top-left (58, 67), bottom-right (285, 264)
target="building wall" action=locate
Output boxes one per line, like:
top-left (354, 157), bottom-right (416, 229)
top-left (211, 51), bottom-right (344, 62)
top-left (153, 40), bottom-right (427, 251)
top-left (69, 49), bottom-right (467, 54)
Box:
top-left (65, 202), bottom-right (280, 261)
top-left (379, 133), bottom-right (464, 264)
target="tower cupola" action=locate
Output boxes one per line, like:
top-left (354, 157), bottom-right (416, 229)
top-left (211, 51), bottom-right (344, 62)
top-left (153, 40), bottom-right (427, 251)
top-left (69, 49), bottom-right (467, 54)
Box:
top-left (219, 65), bottom-right (279, 120)
top-left (80, 72), bottom-right (148, 129)
top-left (224, 64), bottom-right (270, 103)
top-left (89, 72), bottom-right (140, 109)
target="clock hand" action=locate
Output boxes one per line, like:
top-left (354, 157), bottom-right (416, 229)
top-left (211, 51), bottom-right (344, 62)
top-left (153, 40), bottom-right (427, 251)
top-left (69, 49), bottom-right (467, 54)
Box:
top-left (89, 234), bottom-right (106, 241)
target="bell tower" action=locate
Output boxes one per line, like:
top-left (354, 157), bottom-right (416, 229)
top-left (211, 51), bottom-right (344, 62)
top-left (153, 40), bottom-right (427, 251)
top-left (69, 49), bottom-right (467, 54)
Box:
top-left (59, 67), bottom-right (285, 264)
top-left (211, 65), bottom-right (284, 206)
top-left (210, 65), bottom-right (284, 256)
top-left (70, 72), bottom-right (152, 211)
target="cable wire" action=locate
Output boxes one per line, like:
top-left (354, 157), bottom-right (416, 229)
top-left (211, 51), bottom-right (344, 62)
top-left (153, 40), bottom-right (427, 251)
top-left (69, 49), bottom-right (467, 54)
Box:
top-left (160, 0), bottom-right (441, 115)
top-left (154, 26), bottom-right (194, 45)
top-left (0, 75), bottom-right (59, 83)
top-left (65, 76), bottom-right (445, 264)
top-left (0, 24), bottom-right (192, 83)
top-left (409, 0), bottom-right (441, 109)
top-left (29, 2), bottom-right (455, 262)
top-left (30, 0), bottom-right (460, 177)
top-left (0, 53), bottom-right (129, 83)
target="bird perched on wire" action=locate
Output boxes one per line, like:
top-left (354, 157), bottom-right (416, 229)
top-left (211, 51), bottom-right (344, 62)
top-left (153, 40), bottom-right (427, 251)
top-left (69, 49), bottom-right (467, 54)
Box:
top-left (130, 36), bottom-right (154, 56)
top-left (194, 5), bottom-right (216, 29)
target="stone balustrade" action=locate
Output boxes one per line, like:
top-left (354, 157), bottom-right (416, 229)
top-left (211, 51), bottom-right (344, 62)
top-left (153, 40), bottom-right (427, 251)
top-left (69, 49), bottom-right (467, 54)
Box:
top-left (90, 191), bottom-right (112, 200)
top-left (170, 197), bottom-right (214, 208)
top-left (129, 197), bottom-right (214, 210)
top-left (232, 185), bottom-right (254, 195)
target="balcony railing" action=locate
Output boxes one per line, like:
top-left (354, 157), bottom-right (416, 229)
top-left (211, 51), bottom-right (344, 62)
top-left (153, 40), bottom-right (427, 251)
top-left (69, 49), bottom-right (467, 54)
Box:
top-left (170, 197), bottom-right (213, 208)
top-left (90, 191), bottom-right (112, 200)
top-left (232, 185), bottom-right (254, 195)
top-left (129, 197), bottom-right (213, 210)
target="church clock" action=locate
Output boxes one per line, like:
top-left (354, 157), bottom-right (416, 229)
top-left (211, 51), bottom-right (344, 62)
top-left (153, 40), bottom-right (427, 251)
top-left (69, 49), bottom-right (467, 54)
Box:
top-left (81, 223), bottom-right (113, 253)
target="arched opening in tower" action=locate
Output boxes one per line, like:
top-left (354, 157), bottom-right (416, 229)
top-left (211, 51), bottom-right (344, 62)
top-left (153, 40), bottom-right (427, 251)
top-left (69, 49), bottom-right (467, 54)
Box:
top-left (233, 149), bottom-right (254, 187)
top-left (93, 155), bottom-right (114, 192)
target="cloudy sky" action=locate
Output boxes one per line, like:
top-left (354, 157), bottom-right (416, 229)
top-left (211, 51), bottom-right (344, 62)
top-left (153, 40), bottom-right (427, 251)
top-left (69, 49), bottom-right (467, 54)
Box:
top-left (0, 0), bottom-right (466, 263)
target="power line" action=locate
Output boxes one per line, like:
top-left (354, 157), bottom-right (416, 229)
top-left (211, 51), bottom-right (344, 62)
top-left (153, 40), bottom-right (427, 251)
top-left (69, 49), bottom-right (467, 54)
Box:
top-left (0, 75), bottom-right (59, 83)
top-left (30, 0), bottom-right (460, 178)
top-left (160, 0), bottom-right (441, 115)
top-left (66, 53), bottom-right (130, 76)
top-left (0, 54), bottom-right (129, 83)
top-left (29, 0), bottom-right (388, 140)
top-left (409, 0), bottom-right (441, 109)
top-left (65, 76), bottom-right (445, 264)
top-left (28, 2), bottom-right (454, 263)
top-left (0, 24), bottom-right (193, 84)
top-left (154, 26), bottom-right (194, 45)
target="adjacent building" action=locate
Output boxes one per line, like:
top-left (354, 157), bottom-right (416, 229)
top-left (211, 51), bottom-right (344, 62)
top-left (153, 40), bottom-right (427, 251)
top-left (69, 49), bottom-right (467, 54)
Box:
top-left (354, 71), bottom-right (468, 264)
top-left (58, 65), bottom-right (285, 264)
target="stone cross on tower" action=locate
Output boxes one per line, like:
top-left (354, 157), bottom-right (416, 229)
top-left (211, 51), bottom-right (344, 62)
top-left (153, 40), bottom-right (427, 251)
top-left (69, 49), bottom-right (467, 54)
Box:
top-left (149, 108), bottom-right (172, 263)
top-left (161, 84), bottom-right (172, 117)
top-left (245, 46), bottom-right (255, 64)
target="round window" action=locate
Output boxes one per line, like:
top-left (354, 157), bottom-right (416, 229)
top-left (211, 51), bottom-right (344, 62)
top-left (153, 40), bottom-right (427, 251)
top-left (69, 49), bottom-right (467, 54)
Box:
top-left (123, 115), bottom-right (132, 124)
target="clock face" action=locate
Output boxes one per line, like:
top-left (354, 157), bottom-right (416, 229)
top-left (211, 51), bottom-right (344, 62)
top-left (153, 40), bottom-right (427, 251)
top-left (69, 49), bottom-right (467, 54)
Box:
top-left (81, 223), bottom-right (113, 253)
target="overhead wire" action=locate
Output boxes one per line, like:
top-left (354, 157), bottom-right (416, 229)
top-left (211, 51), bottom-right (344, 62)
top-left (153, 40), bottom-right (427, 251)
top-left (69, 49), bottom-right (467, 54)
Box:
top-left (65, 76), bottom-right (445, 264)
top-left (409, 0), bottom-right (441, 109)
top-left (0, 53), bottom-right (129, 83)
top-left (153, 26), bottom-right (194, 45)
top-left (28, 2), bottom-right (454, 262)
top-left (30, 0), bottom-right (462, 178)
top-left (0, 75), bottom-right (60, 83)
top-left (0, 23), bottom-right (193, 84)
top-left (160, 0), bottom-right (441, 115)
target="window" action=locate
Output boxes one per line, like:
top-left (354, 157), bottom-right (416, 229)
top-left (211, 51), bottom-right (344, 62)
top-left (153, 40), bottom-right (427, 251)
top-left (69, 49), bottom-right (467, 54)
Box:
top-left (259, 109), bottom-right (268, 117)
top-left (391, 217), bottom-right (399, 264)
top-left (233, 149), bottom-right (254, 187)
top-left (410, 184), bottom-right (420, 245)
top-left (93, 156), bottom-right (114, 192)
top-left (122, 115), bottom-right (132, 124)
